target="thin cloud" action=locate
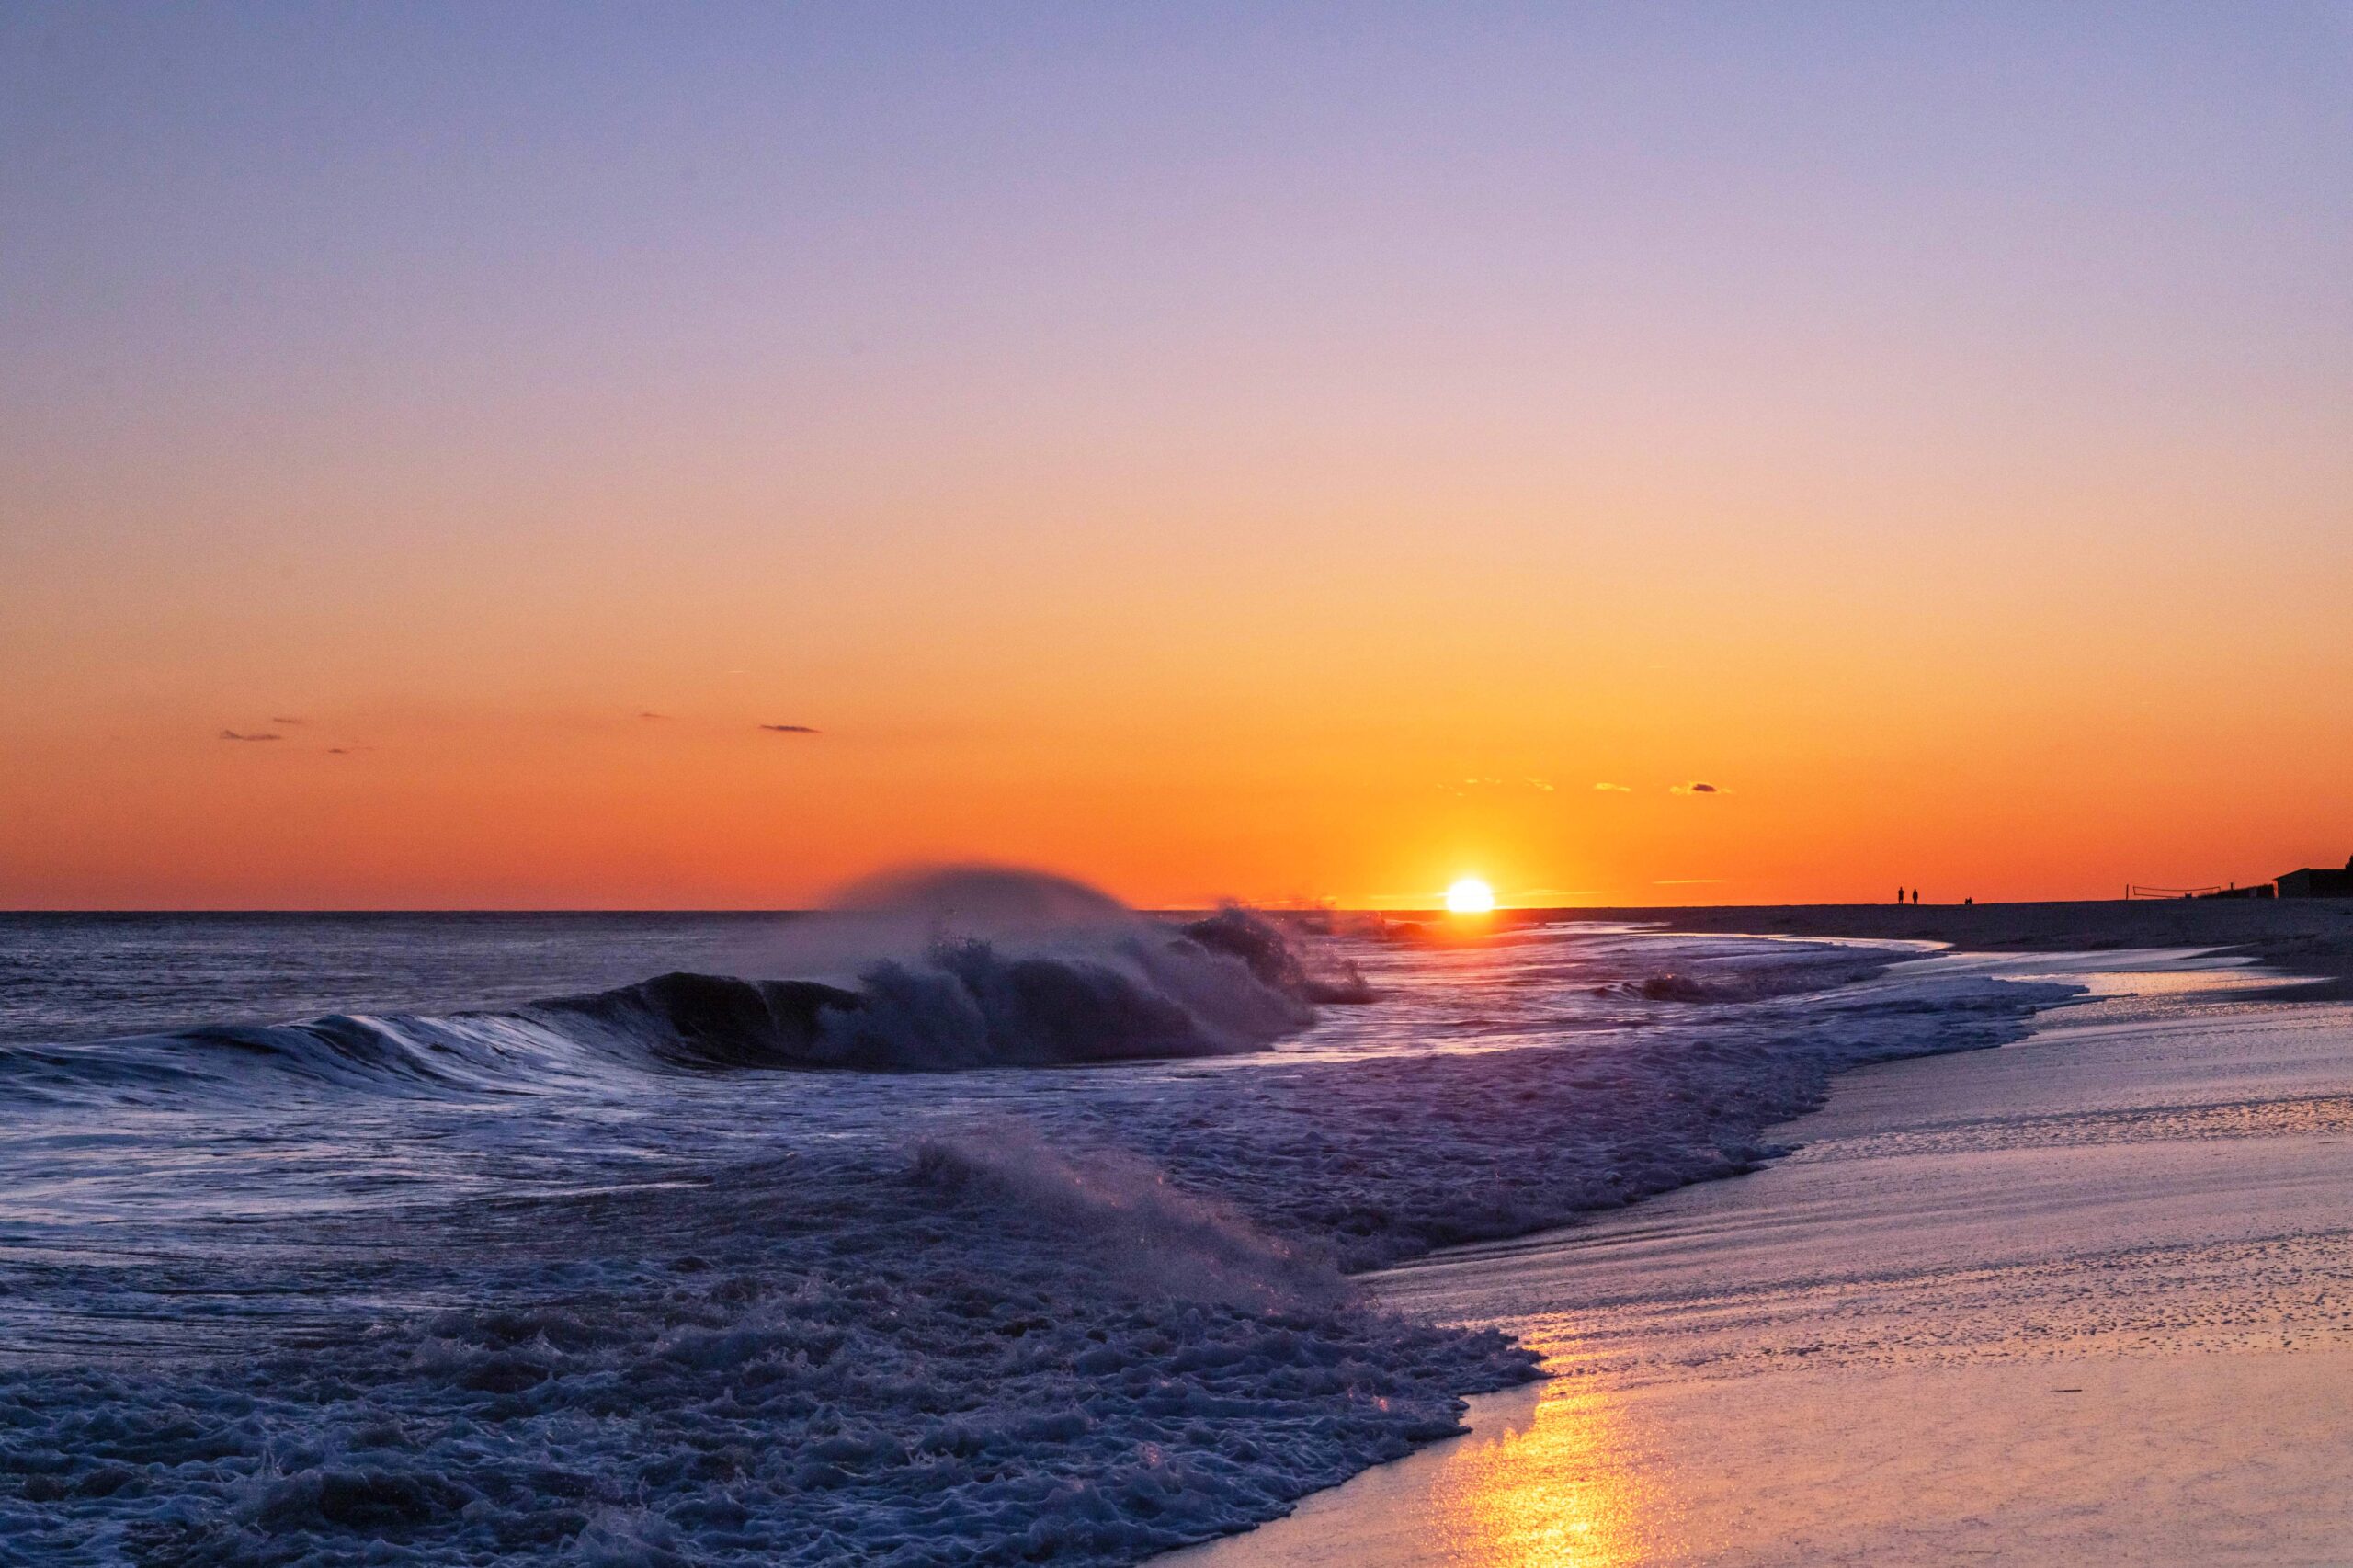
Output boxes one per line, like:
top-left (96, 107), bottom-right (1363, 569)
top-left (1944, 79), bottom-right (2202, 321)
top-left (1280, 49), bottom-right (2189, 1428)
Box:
top-left (1654, 878), bottom-right (1728, 885)
top-left (759, 723), bottom-right (821, 734)
top-left (1669, 781), bottom-right (1723, 795)
top-left (1593, 781), bottom-right (1633, 792)
top-left (1442, 776), bottom-right (1554, 796)
top-left (270, 716), bottom-right (305, 725)
top-left (218, 730), bottom-right (281, 742)
top-left (638, 711), bottom-right (670, 721)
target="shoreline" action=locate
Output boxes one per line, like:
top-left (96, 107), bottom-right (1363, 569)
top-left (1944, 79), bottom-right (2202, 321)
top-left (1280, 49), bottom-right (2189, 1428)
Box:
top-left (1165, 937), bottom-right (2353, 1564)
top-left (1540, 897), bottom-right (2353, 997)
top-left (14, 911), bottom-right (2346, 1562)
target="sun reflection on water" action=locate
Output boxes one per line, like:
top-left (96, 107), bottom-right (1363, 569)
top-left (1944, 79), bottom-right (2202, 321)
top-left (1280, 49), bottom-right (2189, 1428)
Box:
top-left (1418, 1379), bottom-right (1665, 1568)
top-left (1155, 1358), bottom-right (1689, 1567)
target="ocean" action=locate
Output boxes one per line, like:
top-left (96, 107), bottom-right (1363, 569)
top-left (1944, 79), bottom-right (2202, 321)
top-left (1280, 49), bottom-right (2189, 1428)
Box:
top-left (0, 875), bottom-right (2073, 1564)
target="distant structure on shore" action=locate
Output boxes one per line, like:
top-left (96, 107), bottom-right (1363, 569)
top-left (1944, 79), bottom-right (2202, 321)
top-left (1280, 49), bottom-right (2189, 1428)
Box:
top-left (2132, 854), bottom-right (2353, 901)
top-left (2276, 856), bottom-right (2353, 900)
top-left (2134, 881), bottom-right (2271, 900)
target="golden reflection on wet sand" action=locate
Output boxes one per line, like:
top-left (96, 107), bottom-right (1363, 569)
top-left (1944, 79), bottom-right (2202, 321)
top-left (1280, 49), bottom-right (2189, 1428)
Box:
top-left (1158, 1369), bottom-right (1677, 1568)
top-left (1424, 1378), bottom-right (1665, 1568)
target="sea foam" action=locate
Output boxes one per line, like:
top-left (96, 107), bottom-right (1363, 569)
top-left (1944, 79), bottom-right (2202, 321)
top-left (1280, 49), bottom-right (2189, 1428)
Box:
top-left (0, 879), bottom-right (2073, 1563)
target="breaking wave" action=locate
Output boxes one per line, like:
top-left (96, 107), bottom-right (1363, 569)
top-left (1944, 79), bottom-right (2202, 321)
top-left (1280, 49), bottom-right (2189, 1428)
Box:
top-left (0, 880), bottom-right (2085, 1564)
top-left (548, 905), bottom-right (1336, 1074)
top-left (1, 873), bottom-right (1370, 1102)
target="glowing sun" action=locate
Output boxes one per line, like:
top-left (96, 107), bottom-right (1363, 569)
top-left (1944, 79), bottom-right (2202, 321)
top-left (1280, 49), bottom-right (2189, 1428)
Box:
top-left (1444, 877), bottom-right (1496, 915)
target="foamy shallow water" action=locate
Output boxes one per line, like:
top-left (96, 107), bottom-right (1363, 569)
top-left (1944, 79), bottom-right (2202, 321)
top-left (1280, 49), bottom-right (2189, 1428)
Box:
top-left (0, 909), bottom-right (2075, 1563)
top-left (1170, 954), bottom-right (2353, 1566)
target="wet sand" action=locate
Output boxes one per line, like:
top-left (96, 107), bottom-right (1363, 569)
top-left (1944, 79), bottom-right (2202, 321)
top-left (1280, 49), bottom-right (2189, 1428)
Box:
top-left (1607, 897), bottom-right (2353, 998)
top-left (1164, 948), bottom-right (2353, 1564)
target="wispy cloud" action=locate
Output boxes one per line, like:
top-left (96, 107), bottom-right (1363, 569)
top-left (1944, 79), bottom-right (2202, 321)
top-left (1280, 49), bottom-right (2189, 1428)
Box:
top-left (759, 723), bottom-right (821, 734)
top-left (269, 716), bottom-right (305, 726)
top-left (1442, 776), bottom-right (1555, 796)
top-left (1669, 781), bottom-right (1723, 795)
top-left (218, 729), bottom-right (281, 742)
top-left (1593, 781), bottom-right (1633, 792)
top-left (1654, 877), bottom-right (1728, 885)
top-left (638, 711), bottom-right (670, 721)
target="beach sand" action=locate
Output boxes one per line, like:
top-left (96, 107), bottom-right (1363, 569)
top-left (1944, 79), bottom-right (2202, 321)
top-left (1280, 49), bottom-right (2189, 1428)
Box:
top-left (1163, 943), bottom-right (2353, 1564)
top-left (1624, 896), bottom-right (2353, 998)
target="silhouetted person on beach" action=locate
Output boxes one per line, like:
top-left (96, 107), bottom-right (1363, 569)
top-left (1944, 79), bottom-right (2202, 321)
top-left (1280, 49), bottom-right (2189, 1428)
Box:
top-left (1913, 889), bottom-right (1921, 904)
top-left (1896, 887), bottom-right (1905, 904)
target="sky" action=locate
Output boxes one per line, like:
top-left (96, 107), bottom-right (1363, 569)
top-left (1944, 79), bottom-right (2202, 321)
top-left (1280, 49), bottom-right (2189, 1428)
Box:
top-left (3, 1), bottom-right (2349, 909)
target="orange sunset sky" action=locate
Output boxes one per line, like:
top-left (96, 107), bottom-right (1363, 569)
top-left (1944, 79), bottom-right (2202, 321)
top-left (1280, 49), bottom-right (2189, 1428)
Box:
top-left (4, 4), bottom-right (2349, 909)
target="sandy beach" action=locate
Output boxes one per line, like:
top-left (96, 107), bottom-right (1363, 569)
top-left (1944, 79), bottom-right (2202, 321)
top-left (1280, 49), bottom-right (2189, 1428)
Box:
top-left (1624, 899), bottom-right (2353, 999)
top-left (1165, 937), bottom-right (2353, 1565)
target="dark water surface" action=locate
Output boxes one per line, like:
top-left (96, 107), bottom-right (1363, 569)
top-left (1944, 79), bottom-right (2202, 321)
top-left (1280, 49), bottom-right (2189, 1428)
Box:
top-left (0, 912), bottom-right (792, 1045)
top-left (0, 907), bottom-right (2066, 1564)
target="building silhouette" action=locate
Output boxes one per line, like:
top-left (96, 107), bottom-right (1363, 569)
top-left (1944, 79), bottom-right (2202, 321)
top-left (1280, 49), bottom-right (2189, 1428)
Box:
top-left (2276, 855), bottom-right (2353, 900)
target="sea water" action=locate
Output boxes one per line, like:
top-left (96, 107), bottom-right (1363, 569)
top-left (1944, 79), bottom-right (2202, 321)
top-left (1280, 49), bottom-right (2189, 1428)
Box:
top-left (0, 881), bottom-right (2073, 1564)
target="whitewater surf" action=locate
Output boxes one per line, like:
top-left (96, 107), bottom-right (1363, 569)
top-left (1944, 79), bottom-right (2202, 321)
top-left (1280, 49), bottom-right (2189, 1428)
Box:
top-left (0, 871), bottom-right (2072, 1563)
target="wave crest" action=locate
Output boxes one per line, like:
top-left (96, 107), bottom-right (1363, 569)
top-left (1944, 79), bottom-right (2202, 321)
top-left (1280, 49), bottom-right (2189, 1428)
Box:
top-left (554, 912), bottom-right (1337, 1072)
top-left (5, 873), bottom-right (1369, 1096)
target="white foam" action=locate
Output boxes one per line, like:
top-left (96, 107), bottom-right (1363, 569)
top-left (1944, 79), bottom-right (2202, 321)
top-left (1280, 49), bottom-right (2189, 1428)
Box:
top-left (0, 911), bottom-right (2071, 1562)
